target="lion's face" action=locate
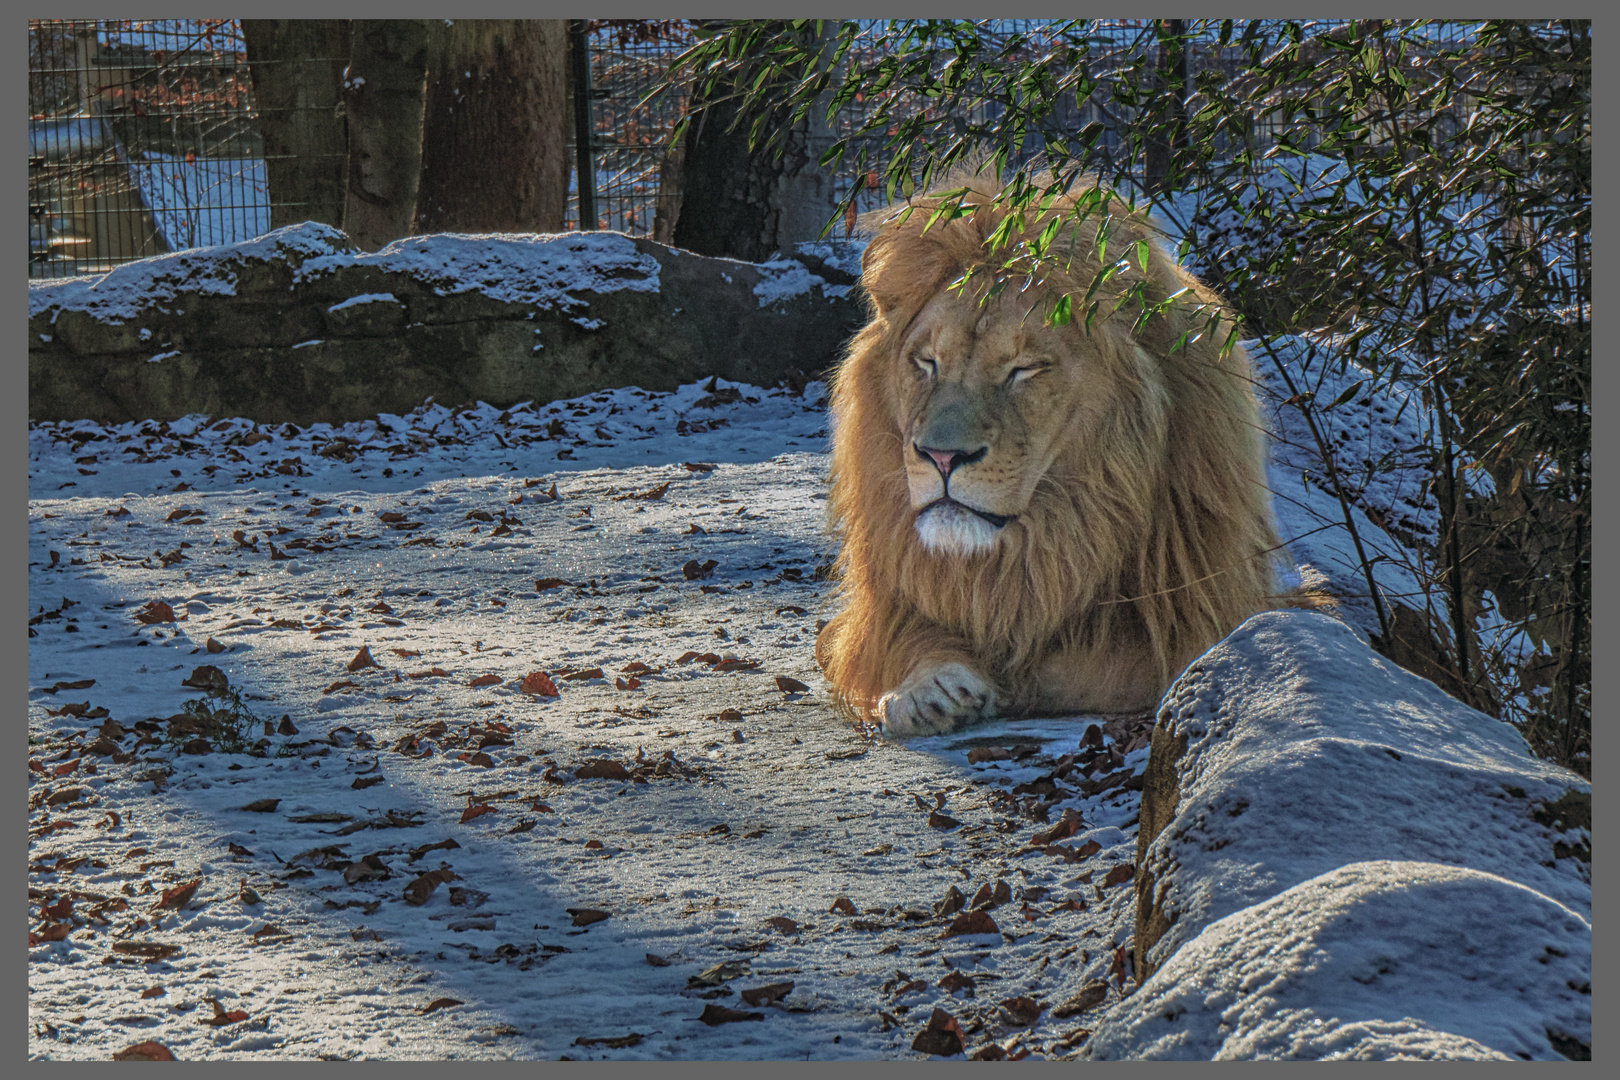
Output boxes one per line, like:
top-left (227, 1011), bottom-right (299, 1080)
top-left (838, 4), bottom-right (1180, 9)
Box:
top-left (888, 285), bottom-right (1089, 556)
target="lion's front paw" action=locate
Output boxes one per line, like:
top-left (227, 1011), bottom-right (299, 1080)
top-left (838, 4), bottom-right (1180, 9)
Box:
top-left (877, 662), bottom-right (999, 737)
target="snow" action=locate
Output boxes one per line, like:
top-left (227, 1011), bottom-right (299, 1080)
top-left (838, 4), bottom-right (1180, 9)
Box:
top-left (127, 154), bottom-right (271, 253)
top-left (296, 232), bottom-right (663, 314)
top-left (326, 294), bottom-right (400, 314)
top-left (29, 379), bottom-right (1154, 1061)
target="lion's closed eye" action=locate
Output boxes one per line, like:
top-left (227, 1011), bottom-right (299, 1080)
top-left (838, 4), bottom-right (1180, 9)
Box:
top-left (913, 355), bottom-right (937, 378)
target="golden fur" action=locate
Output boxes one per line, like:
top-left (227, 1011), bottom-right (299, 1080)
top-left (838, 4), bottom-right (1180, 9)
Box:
top-left (815, 170), bottom-right (1281, 733)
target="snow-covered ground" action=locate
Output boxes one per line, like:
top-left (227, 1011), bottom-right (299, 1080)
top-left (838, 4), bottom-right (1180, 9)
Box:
top-left (28, 379), bottom-right (1156, 1061)
top-left (28, 344), bottom-right (1585, 1061)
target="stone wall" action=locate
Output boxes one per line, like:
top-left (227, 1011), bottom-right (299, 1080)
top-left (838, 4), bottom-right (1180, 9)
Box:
top-left (28, 223), bottom-right (868, 425)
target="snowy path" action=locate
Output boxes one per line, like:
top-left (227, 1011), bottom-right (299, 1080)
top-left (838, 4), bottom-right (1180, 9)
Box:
top-left (28, 381), bottom-right (1149, 1061)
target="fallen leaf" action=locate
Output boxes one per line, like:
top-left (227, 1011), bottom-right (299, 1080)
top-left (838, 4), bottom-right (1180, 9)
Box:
top-left (561, 667), bottom-right (604, 681)
top-left (574, 1032), bottom-right (646, 1049)
top-left (764, 916), bottom-right (800, 935)
top-left (621, 661), bottom-right (655, 675)
top-left (113, 1041), bottom-right (176, 1061)
top-left (1102, 863), bottom-right (1136, 888)
top-left (999, 995), bottom-right (1043, 1027)
top-left (828, 896), bottom-right (858, 916)
top-left (346, 645), bottom-right (381, 673)
top-left (942, 909), bottom-right (999, 938)
top-left (1110, 945), bottom-right (1132, 988)
top-left (408, 838), bottom-right (461, 862)
top-left (696, 1004), bottom-right (764, 1026)
top-left (388, 647), bottom-right (418, 658)
top-left (927, 811), bottom-right (961, 829)
top-left (739, 981), bottom-right (794, 1007)
top-left (352, 775), bottom-right (386, 790)
top-left (1051, 981), bottom-right (1110, 1019)
top-left (29, 921), bottom-right (73, 945)
top-left (774, 676), bottom-right (810, 693)
top-left (1032, 814), bottom-right (1083, 846)
top-left (135, 601), bottom-right (177, 625)
top-left (418, 997), bottom-right (463, 1015)
top-left (403, 868), bottom-right (458, 906)
top-left (681, 559), bottom-right (718, 580)
top-left (717, 708), bottom-right (743, 723)
top-left (468, 674), bottom-right (502, 688)
top-left (567, 908), bottom-right (610, 927)
top-left (645, 953), bottom-right (672, 967)
top-left (614, 677), bottom-right (642, 691)
top-left (520, 671), bottom-right (560, 697)
top-left (688, 959), bottom-right (750, 987)
top-left (584, 839), bottom-right (604, 850)
top-left (110, 941), bottom-right (182, 960)
top-left (911, 1007), bottom-right (967, 1056)
top-left (934, 885), bottom-right (967, 917)
top-left (140, 986), bottom-right (166, 999)
top-left (150, 879), bottom-right (200, 912)
top-left (534, 577), bottom-right (569, 591)
top-left (180, 665), bottom-right (228, 692)
top-left (276, 716), bottom-right (299, 736)
top-left (460, 804), bottom-right (497, 824)
top-left (239, 799), bottom-right (280, 813)
top-left (42, 896), bottom-right (73, 919)
top-left (574, 759), bottom-right (630, 781)
top-left (938, 970), bottom-right (977, 995)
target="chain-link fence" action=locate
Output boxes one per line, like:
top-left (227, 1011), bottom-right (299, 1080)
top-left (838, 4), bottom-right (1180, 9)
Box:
top-left (29, 18), bottom-right (1483, 277)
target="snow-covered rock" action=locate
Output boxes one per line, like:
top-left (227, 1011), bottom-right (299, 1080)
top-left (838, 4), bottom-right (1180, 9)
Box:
top-left (1084, 609), bottom-right (1591, 1060)
top-left (27, 224), bottom-right (866, 425)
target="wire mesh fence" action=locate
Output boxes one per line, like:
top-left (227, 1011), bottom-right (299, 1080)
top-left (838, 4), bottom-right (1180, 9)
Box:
top-left (29, 18), bottom-right (1485, 278)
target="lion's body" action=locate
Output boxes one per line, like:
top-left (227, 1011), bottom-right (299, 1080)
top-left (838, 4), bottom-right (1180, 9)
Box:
top-left (816, 171), bottom-right (1281, 734)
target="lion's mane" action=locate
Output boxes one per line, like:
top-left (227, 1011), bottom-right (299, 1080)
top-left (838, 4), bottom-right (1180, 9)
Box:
top-left (817, 171), bottom-right (1281, 718)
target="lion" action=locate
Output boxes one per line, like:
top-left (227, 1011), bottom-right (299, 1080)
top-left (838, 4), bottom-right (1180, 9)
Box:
top-left (814, 170), bottom-right (1282, 736)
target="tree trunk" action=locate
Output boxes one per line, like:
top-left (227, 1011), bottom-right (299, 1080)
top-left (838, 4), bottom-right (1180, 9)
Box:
top-left (241, 20), bottom-right (350, 231)
top-left (342, 19), bottom-right (433, 252)
top-left (670, 22), bottom-right (837, 262)
top-left (413, 19), bottom-right (570, 234)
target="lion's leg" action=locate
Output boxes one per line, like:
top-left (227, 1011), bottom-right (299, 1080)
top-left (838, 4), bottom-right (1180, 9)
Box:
top-left (1027, 639), bottom-right (1164, 716)
top-left (872, 629), bottom-right (1003, 737)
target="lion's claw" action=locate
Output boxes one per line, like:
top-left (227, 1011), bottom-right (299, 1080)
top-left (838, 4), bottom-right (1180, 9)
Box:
top-left (878, 662), bottom-right (999, 737)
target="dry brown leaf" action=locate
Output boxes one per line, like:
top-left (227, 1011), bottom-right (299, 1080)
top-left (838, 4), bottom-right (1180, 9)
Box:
top-left (911, 1007), bottom-right (967, 1056)
top-left (774, 676), bottom-right (810, 693)
top-left (135, 601), bottom-right (177, 625)
top-left (574, 759), bottom-right (630, 781)
top-left (403, 868), bottom-right (458, 906)
top-left (1051, 981), bottom-right (1110, 1019)
top-left (460, 804), bottom-right (497, 824)
top-left (828, 896), bottom-right (858, 916)
top-left (150, 879), bottom-right (200, 912)
top-left (520, 671), bottom-right (560, 697)
top-left (739, 981), bottom-right (794, 1007)
top-left (764, 916), bottom-right (800, 935)
top-left (567, 908), bottom-right (610, 927)
top-left (941, 909), bottom-right (999, 938)
top-left (574, 1032), bottom-right (645, 1048)
top-left (346, 645), bottom-right (381, 673)
top-left (999, 995), bottom-right (1043, 1027)
top-left (111, 941), bottom-right (181, 960)
top-left (696, 1004), bottom-right (764, 1026)
top-left (561, 667), bottom-right (604, 681)
top-left (140, 986), bottom-right (166, 999)
top-left (468, 674), bottom-right (502, 688)
top-left (418, 997), bottom-right (463, 1015)
top-left (534, 577), bottom-right (569, 591)
top-left (205, 637), bottom-right (225, 654)
top-left (113, 1041), bottom-right (176, 1061)
top-left (1101, 863), bottom-right (1136, 888)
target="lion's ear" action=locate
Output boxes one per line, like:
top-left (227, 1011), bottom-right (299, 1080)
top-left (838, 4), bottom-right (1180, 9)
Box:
top-left (861, 229), bottom-right (947, 319)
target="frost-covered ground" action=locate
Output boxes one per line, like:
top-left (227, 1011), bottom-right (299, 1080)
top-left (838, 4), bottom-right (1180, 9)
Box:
top-left (29, 357), bottom-right (1575, 1061)
top-left (28, 379), bottom-right (1157, 1061)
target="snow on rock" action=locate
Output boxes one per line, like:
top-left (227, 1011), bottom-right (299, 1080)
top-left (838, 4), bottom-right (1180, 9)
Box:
top-left (296, 231), bottom-right (662, 314)
top-left (1087, 860), bottom-right (1591, 1061)
top-left (27, 222), bottom-right (355, 324)
top-left (1082, 609), bottom-right (1591, 1060)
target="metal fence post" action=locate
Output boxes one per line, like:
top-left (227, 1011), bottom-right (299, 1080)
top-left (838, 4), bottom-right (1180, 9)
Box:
top-left (569, 19), bottom-right (596, 230)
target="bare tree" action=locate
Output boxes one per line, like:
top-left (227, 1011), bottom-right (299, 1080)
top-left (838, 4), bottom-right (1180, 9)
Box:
top-left (240, 20), bottom-right (350, 231)
top-left (670, 20), bottom-right (837, 262)
top-left (342, 19), bottom-right (433, 251)
top-left (413, 19), bottom-right (570, 234)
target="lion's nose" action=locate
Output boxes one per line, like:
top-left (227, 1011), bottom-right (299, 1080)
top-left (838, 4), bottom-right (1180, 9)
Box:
top-left (915, 444), bottom-right (987, 479)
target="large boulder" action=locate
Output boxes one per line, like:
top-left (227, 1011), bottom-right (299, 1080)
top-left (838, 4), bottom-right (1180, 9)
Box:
top-left (1087, 609), bottom-right (1590, 1060)
top-left (28, 223), bottom-right (867, 425)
